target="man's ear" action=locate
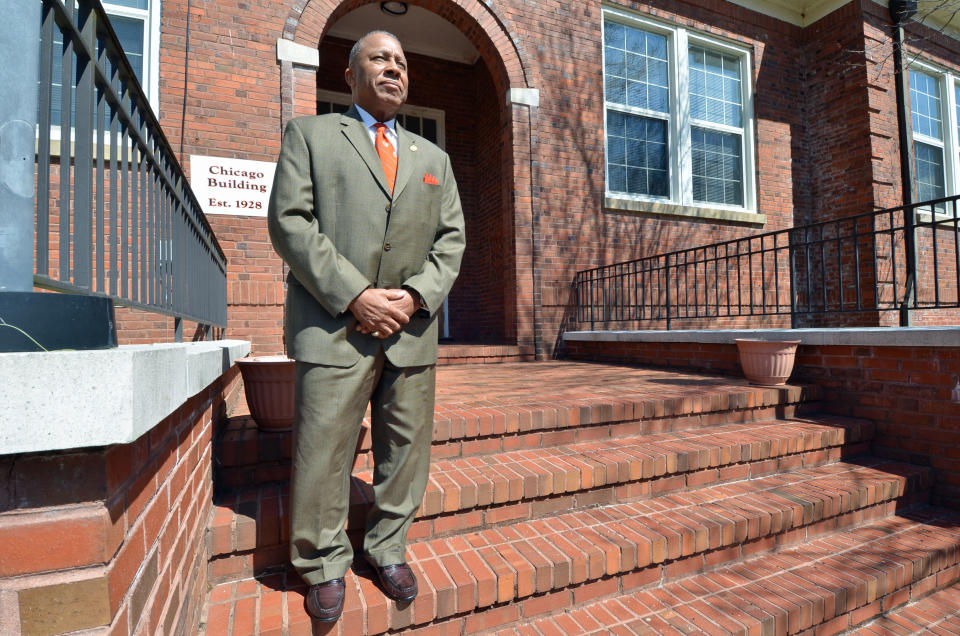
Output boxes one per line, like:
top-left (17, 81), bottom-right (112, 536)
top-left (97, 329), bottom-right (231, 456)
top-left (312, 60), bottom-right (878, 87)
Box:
top-left (344, 67), bottom-right (354, 90)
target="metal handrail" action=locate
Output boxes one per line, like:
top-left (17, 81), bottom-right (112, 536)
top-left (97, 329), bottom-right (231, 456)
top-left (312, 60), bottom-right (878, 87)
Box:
top-left (574, 196), bottom-right (960, 330)
top-left (35, 0), bottom-right (227, 334)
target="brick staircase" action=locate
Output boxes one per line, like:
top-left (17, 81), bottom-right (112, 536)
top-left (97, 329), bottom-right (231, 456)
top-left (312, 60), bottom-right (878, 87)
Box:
top-left (198, 361), bottom-right (960, 635)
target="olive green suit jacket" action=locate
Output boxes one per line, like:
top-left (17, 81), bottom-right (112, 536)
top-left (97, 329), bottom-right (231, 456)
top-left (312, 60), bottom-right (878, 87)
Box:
top-left (268, 106), bottom-right (465, 368)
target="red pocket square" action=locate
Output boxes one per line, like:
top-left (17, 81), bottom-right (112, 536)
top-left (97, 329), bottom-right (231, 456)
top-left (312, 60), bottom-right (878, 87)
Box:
top-left (423, 173), bottom-right (440, 185)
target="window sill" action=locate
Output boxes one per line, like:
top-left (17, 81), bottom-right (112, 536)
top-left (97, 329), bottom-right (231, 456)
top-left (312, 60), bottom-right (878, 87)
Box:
top-left (604, 196), bottom-right (766, 225)
top-left (916, 209), bottom-right (959, 226)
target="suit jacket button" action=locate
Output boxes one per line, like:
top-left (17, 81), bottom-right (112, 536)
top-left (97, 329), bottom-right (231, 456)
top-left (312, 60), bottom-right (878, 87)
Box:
top-left (385, 204), bottom-right (391, 213)
top-left (384, 243), bottom-right (392, 251)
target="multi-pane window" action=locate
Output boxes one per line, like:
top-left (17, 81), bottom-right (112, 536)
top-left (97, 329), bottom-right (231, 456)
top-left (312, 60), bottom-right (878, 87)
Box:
top-left (689, 47), bottom-right (744, 206)
top-left (602, 11), bottom-right (755, 213)
top-left (910, 69), bottom-right (946, 202)
top-left (904, 64), bottom-right (960, 208)
top-left (956, 83), bottom-right (960, 166)
top-left (50, 1), bottom-right (157, 126)
top-left (603, 23), bottom-right (669, 197)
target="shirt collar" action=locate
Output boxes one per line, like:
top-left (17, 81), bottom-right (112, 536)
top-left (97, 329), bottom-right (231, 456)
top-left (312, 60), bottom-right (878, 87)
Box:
top-left (355, 104), bottom-right (396, 133)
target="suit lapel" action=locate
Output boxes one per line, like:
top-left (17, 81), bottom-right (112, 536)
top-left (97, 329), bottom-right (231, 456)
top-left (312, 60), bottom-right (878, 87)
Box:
top-left (393, 123), bottom-right (415, 200)
top-left (339, 106), bottom-right (391, 196)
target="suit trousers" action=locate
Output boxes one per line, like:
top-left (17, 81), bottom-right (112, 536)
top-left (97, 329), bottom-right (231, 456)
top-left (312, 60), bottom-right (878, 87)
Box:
top-left (289, 349), bottom-right (436, 585)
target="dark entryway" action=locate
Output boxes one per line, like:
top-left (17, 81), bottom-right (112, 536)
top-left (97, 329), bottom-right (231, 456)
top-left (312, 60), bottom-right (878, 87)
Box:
top-left (316, 14), bottom-right (512, 344)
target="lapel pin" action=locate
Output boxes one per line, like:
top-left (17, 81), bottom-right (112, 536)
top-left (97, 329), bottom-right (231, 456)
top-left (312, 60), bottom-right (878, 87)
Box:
top-left (410, 144), bottom-right (418, 152)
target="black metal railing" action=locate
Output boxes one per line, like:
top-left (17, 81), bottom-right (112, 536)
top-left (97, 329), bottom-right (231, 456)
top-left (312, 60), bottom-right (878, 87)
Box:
top-left (575, 196), bottom-right (960, 330)
top-left (34, 0), bottom-right (227, 337)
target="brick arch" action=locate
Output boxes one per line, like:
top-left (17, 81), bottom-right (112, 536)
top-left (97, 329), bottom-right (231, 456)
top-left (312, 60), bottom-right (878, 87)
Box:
top-left (282, 0), bottom-right (531, 93)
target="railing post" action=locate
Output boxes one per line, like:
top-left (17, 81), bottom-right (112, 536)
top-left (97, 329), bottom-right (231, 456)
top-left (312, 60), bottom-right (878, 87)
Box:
top-left (0, 0), bottom-right (41, 293)
top-left (789, 230), bottom-right (799, 329)
top-left (664, 256), bottom-right (672, 331)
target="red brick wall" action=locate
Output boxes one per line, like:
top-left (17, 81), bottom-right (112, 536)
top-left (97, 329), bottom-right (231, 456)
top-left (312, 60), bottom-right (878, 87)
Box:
top-left (449, 60), bottom-right (508, 342)
top-left (0, 366), bottom-right (241, 634)
top-left (565, 337), bottom-right (960, 506)
top-left (158, 0), bottom-right (285, 166)
top-left (205, 216), bottom-right (286, 356)
top-left (795, 343), bottom-right (960, 505)
top-left (800, 2), bottom-right (875, 223)
top-left (512, 0), bottom-right (808, 353)
top-left (862, 4), bottom-right (905, 213)
top-left (158, 0), bottom-right (289, 354)
top-left (147, 0), bottom-right (959, 356)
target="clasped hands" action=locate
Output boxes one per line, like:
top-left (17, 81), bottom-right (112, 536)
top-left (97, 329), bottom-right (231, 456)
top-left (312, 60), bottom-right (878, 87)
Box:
top-left (348, 288), bottom-right (418, 339)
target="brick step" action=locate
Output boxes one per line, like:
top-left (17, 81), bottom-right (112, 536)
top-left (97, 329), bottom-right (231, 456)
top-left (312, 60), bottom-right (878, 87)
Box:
top-left (849, 580), bottom-right (960, 635)
top-left (436, 343), bottom-right (536, 364)
top-left (200, 506), bottom-right (960, 635)
top-left (208, 414), bottom-right (875, 580)
top-left (216, 372), bottom-right (821, 490)
top-left (501, 507), bottom-right (960, 636)
top-left (207, 452), bottom-right (929, 594)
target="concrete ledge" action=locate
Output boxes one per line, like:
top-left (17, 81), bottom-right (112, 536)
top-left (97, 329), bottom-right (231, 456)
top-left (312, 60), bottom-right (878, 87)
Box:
top-left (276, 38), bottom-right (319, 67)
top-left (0, 340), bottom-right (250, 455)
top-left (605, 196), bottom-right (767, 225)
top-left (563, 327), bottom-right (960, 347)
top-left (507, 88), bottom-right (540, 107)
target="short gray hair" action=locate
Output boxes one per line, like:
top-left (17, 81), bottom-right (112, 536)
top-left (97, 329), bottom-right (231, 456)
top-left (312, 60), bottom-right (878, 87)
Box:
top-left (348, 30), bottom-right (401, 70)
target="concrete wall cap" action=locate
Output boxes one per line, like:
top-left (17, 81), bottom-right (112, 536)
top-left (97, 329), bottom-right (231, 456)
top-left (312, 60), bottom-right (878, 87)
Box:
top-left (276, 38), bottom-right (319, 67)
top-left (0, 340), bottom-right (251, 455)
top-left (507, 88), bottom-right (539, 107)
top-left (563, 327), bottom-right (960, 347)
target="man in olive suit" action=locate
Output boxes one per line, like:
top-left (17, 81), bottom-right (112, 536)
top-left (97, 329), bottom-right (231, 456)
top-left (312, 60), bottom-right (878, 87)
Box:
top-left (267, 31), bottom-right (465, 622)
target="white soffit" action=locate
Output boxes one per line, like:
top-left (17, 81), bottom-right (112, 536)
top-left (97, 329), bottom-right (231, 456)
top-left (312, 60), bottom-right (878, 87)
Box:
top-left (915, 3), bottom-right (960, 42)
top-left (729, 1), bottom-right (960, 40)
top-left (725, 0), bottom-right (852, 27)
top-left (325, 4), bottom-right (480, 65)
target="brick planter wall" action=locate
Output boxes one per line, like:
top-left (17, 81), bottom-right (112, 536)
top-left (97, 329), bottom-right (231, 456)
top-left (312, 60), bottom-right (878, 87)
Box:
top-left (565, 332), bottom-right (960, 506)
top-left (797, 343), bottom-right (960, 506)
top-left (0, 366), bottom-right (242, 635)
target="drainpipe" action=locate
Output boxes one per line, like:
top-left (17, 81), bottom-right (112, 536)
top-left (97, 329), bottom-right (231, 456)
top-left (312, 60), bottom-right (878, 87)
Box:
top-left (890, 0), bottom-right (918, 326)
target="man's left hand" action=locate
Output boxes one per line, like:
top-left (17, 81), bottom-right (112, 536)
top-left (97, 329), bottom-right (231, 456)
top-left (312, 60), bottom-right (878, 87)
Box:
top-left (355, 289), bottom-right (418, 337)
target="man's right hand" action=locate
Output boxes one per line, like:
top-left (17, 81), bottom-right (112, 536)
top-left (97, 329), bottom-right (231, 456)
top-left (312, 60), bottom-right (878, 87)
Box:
top-left (348, 288), bottom-right (411, 338)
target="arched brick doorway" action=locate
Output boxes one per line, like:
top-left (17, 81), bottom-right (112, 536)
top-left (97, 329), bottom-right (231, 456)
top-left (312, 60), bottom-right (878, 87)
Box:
top-left (279, 0), bottom-right (537, 350)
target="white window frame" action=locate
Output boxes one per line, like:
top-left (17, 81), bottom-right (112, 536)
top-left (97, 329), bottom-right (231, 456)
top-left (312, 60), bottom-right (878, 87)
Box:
top-left (909, 60), bottom-right (960, 205)
top-left (602, 6), bottom-right (758, 222)
top-left (44, 1), bottom-right (160, 153)
top-left (102, 1), bottom-right (161, 113)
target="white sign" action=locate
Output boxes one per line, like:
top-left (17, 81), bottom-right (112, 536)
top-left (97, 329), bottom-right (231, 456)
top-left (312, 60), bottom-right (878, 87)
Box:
top-left (190, 155), bottom-right (276, 217)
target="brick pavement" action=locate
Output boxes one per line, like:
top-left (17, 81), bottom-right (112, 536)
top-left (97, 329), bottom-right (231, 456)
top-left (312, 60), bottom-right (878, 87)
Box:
top-left (200, 361), bottom-right (960, 635)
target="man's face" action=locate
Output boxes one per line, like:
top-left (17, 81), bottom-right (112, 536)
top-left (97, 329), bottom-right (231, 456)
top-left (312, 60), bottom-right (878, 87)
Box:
top-left (345, 34), bottom-right (409, 122)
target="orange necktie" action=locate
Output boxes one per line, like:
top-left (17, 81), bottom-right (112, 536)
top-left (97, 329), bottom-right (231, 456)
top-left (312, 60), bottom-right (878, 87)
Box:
top-left (374, 123), bottom-right (397, 194)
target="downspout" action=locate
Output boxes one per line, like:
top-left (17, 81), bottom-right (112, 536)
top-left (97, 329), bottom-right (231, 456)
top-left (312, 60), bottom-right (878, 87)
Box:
top-left (890, 0), bottom-right (918, 326)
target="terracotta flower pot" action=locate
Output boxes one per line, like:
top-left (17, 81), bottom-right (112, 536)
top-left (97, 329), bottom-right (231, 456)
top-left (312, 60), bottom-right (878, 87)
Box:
top-left (734, 339), bottom-right (801, 386)
top-left (236, 355), bottom-right (296, 431)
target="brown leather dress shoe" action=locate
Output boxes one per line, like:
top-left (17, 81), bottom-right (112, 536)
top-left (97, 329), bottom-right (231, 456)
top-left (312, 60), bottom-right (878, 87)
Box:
top-left (369, 562), bottom-right (418, 601)
top-left (304, 578), bottom-right (345, 622)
